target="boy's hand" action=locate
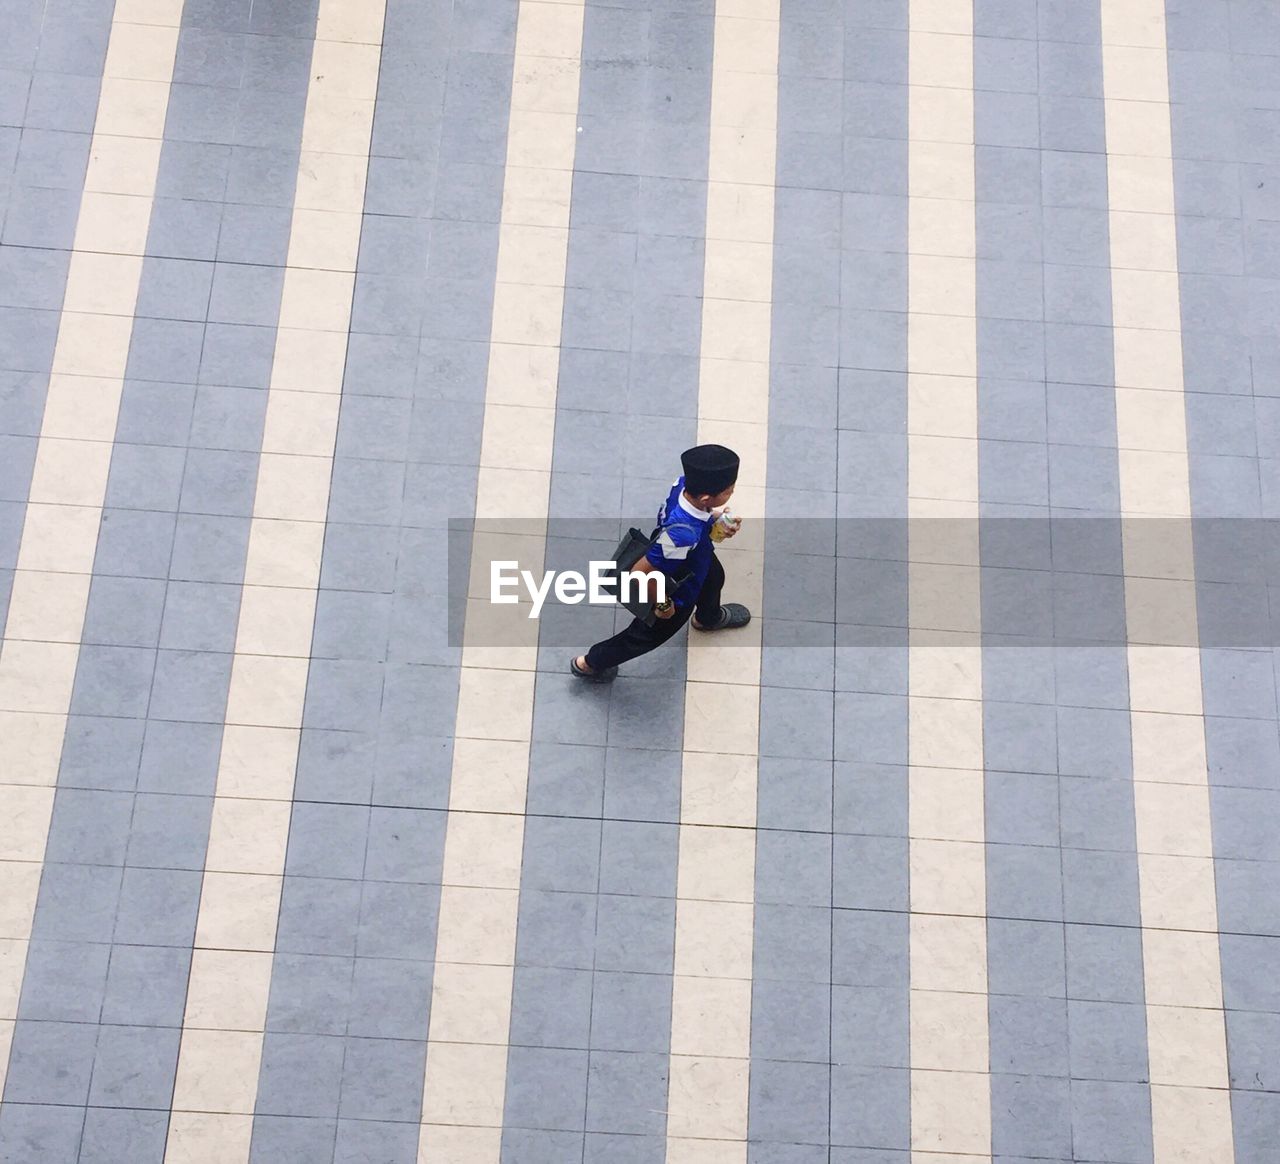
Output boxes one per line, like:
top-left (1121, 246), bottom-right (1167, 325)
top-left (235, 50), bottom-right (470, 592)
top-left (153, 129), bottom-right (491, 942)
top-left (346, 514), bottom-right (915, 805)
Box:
top-left (720, 516), bottom-right (743, 539)
top-left (654, 599), bottom-right (676, 619)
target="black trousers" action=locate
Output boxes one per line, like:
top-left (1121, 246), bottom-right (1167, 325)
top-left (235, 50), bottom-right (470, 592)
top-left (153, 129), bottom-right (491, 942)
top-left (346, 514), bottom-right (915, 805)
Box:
top-left (585, 553), bottom-right (725, 671)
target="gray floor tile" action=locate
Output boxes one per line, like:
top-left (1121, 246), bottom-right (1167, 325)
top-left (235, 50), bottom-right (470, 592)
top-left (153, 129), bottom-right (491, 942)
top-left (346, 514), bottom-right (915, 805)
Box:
top-left (990, 994), bottom-right (1068, 1076)
top-left (169, 513), bottom-right (250, 584)
top-left (748, 1060), bottom-right (830, 1143)
top-left (829, 1064), bottom-right (909, 1149)
top-left (249, 1115), bottom-right (337, 1164)
top-left (988, 917), bottom-right (1066, 999)
top-left (1068, 999), bottom-right (1150, 1083)
top-left (510, 965), bottom-right (593, 1050)
top-left (593, 895), bottom-right (674, 975)
top-left (285, 803), bottom-right (370, 880)
top-left (993, 840), bottom-right (1064, 921)
top-left (759, 687), bottom-right (836, 760)
top-left (527, 742), bottom-right (606, 818)
top-left (113, 867), bottom-right (202, 947)
top-left (584, 1132), bottom-right (664, 1164)
top-left (337, 1037), bottom-right (425, 1121)
top-left (265, 954), bottom-right (352, 1037)
top-left (986, 771), bottom-right (1059, 846)
top-left (990, 1073), bottom-right (1073, 1159)
top-left (1215, 858), bottom-right (1280, 936)
top-left (362, 807), bottom-right (445, 884)
top-left (0, 305), bottom-right (59, 370)
top-left (104, 443), bottom-right (188, 512)
top-left (756, 903), bottom-right (832, 983)
top-left (87, 1025), bottom-right (181, 1108)
top-left (500, 1128), bottom-right (584, 1164)
top-left (515, 890), bottom-right (598, 971)
top-left (256, 1033), bottom-right (346, 1119)
top-left (115, 381), bottom-right (197, 447)
top-left (586, 972), bottom-right (670, 1055)
top-left (520, 816), bottom-right (602, 893)
top-left (1069, 1079), bottom-right (1153, 1164)
top-left (188, 384), bottom-right (268, 452)
top-left (101, 945), bottom-right (191, 1028)
top-left (976, 144), bottom-right (1041, 205)
top-left (158, 581), bottom-right (242, 653)
top-left (504, 1046), bottom-right (589, 1131)
top-left (279, 878), bottom-right (364, 958)
top-left (1061, 849), bottom-right (1141, 926)
top-left (983, 700), bottom-right (1057, 773)
top-left (179, 448), bottom-right (259, 517)
top-left (1058, 775), bottom-right (1136, 851)
top-left (332, 1119), bottom-right (418, 1164)
top-left (147, 649), bottom-right (233, 724)
top-left (757, 829), bottom-right (833, 906)
top-left (135, 256), bottom-right (214, 321)
top-left (198, 323), bottom-right (277, 388)
top-left (749, 1144), bottom-right (828, 1164)
top-left (4, 1020), bottom-right (99, 1105)
top-left (31, 864), bottom-right (121, 944)
top-left (831, 982), bottom-right (905, 1069)
top-left (79, 1108), bottom-right (168, 1164)
top-left (125, 792), bottom-right (212, 870)
top-left (57, 711), bottom-right (145, 793)
top-left (584, 1051), bottom-right (667, 1136)
top-left (603, 747), bottom-right (681, 823)
top-left (17, 940), bottom-right (110, 1024)
top-left (832, 691), bottom-right (906, 764)
top-left (43, 789), bottom-right (133, 867)
top-left (759, 756), bottom-right (834, 831)
top-left (0, 1103), bottom-right (85, 1162)
top-left (833, 834), bottom-right (906, 911)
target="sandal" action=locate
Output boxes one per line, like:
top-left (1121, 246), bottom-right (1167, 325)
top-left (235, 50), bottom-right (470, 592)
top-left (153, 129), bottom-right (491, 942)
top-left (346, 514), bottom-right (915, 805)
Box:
top-left (692, 603), bottom-right (751, 631)
top-left (570, 656), bottom-right (618, 683)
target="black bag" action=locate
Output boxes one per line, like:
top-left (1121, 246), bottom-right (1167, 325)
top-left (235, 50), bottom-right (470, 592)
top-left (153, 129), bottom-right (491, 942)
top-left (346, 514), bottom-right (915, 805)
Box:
top-left (601, 525), bottom-right (693, 627)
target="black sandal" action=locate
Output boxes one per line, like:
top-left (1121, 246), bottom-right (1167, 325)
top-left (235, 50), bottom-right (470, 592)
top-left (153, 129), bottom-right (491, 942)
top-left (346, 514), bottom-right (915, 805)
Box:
top-left (570, 656), bottom-right (618, 683)
top-left (692, 603), bottom-right (751, 631)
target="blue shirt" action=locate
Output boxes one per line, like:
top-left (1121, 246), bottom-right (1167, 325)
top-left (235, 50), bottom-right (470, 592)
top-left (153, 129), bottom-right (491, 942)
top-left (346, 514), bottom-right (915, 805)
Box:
top-left (645, 477), bottom-right (715, 609)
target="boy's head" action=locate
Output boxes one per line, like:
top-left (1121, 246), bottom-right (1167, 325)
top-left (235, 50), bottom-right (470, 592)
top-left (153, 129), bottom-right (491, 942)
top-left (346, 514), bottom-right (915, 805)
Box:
top-left (681, 444), bottom-right (739, 510)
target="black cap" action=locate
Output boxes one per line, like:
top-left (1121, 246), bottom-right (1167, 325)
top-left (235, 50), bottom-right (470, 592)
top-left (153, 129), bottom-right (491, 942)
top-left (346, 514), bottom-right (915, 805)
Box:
top-left (681, 444), bottom-right (740, 496)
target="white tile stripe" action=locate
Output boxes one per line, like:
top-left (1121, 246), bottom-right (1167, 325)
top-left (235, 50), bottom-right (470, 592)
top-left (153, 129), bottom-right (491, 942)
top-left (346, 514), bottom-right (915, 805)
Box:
top-left (161, 2), bottom-right (387, 1158)
top-left (0, 0), bottom-right (183, 1099)
top-left (1100, 1), bottom-right (1235, 1159)
top-left (415, 0), bottom-right (585, 1157)
top-left (664, 0), bottom-right (777, 1157)
top-left (905, 1), bottom-right (992, 1158)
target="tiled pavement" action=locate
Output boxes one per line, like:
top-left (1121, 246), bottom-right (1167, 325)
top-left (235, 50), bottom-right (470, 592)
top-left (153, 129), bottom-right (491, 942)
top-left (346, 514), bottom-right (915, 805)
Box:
top-left (1, 0), bottom-right (1280, 1160)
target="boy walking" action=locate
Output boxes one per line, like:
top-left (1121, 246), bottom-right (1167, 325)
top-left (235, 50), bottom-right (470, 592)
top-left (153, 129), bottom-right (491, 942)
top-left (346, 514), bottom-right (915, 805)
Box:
top-left (571, 444), bottom-right (752, 682)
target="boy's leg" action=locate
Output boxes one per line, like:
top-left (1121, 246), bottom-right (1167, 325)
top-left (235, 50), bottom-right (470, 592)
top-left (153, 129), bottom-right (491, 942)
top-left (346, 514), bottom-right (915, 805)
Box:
top-left (691, 552), bottom-right (725, 627)
top-left (690, 551), bottom-right (750, 630)
top-left (583, 606), bottom-right (692, 672)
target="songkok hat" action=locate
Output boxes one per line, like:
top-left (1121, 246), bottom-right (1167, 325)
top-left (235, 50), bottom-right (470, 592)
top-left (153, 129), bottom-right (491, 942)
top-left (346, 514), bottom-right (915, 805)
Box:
top-left (681, 444), bottom-right (740, 496)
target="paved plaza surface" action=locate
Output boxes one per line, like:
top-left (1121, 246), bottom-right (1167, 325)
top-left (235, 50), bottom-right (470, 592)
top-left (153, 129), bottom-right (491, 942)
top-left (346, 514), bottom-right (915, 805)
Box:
top-left (2, 0), bottom-right (1280, 1160)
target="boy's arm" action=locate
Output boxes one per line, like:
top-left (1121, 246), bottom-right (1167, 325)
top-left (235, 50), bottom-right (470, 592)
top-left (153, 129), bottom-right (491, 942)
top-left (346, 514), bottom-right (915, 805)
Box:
top-left (640, 526), bottom-right (697, 617)
top-left (628, 555), bottom-right (674, 613)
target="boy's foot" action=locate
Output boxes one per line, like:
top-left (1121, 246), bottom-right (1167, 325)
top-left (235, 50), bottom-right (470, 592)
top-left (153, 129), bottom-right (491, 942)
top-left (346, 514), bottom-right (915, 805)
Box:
top-left (570, 655), bottom-right (618, 683)
top-left (691, 603), bottom-right (751, 631)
